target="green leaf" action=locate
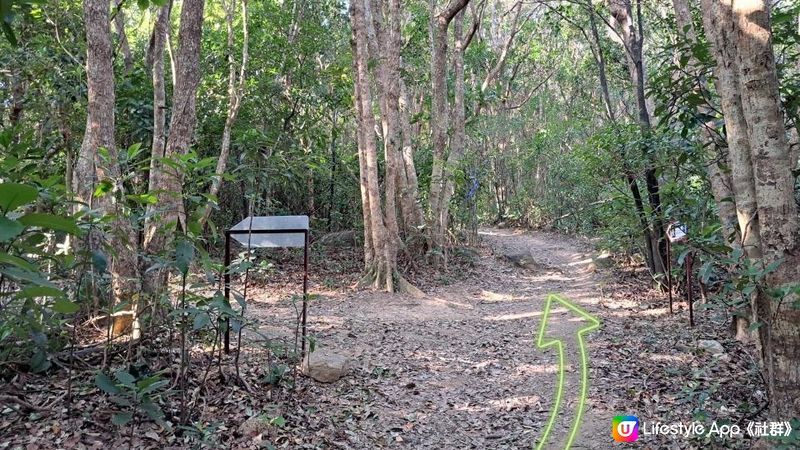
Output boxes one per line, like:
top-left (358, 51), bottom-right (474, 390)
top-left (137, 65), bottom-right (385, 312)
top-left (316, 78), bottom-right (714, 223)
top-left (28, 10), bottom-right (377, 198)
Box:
top-left (52, 298), bottom-right (79, 314)
top-left (0, 217), bottom-right (24, 242)
top-left (138, 377), bottom-right (169, 395)
top-left (2, 21), bottom-right (17, 46)
top-left (96, 372), bottom-right (121, 395)
top-left (175, 239), bottom-right (194, 275)
top-left (269, 416), bottom-right (286, 427)
top-left (0, 266), bottom-right (56, 287)
top-left (112, 411), bottom-right (133, 426)
top-left (93, 179), bottom-right (113, 198)
top-left (126, 142), bottom-right (143, 160)
top-left (0, 183), bottom-right (37, 212)
top-left (0, 251), bottom-right (36, 271)
top-left (193, 312), bottom-right (210, 330)
top-left (115, 369), bottom-right (136, 387)
top-left (92, 251), bottom-right (108, 273)
top-left (19, 213), bottom-right (80, 235)
top-left (126, 193), bottom-right (158, 205)
top-left (17, 286), bottom-right (64, 299)
top-left (29, 350), bottom-right (50, 373)
top-left (140, 399), bottom-right (164, 423)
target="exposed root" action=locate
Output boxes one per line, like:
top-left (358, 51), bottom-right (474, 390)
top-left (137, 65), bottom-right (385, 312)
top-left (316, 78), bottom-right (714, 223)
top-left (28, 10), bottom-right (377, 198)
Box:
top-left (357, 266), bottom-right (377, 288)
top-left (395, 271), bottom-right (425, 298)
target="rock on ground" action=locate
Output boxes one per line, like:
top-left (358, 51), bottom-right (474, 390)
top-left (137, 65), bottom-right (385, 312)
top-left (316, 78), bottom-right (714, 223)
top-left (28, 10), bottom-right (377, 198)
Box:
top-left (316, 230), bottom-right (357, 247)
top-left (697, 339), bottom-right (725, 355)
top-left (302, 349), bottom-right (352, 383)
top-left (501, 251), bottom-right (544, 271)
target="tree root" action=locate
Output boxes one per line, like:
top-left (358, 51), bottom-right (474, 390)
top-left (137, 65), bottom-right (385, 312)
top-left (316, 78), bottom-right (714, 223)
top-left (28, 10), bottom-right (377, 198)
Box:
top-left (395, 271), bottom-right (425, 298)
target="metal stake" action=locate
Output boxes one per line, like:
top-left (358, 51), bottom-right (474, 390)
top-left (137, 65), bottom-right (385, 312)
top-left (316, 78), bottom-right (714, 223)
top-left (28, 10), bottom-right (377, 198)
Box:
top-left (301, 230), bottom-right (309, 359)
top-left (666, 238), bottom-right (673, 314)
top-left (687, 251), bottom-right (694, 327)
top-left (224, 231), bottom-right (231, 354)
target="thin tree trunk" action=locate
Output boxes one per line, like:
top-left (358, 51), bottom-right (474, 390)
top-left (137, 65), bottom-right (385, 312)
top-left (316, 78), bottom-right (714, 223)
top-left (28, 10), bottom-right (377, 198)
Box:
top-left (147, 0), bottom-right (171, 214)
top-left (609, 0), bottom-right (667, 283)
top-left (144, 0), bottom-right (206, 259)
top-left (199, 0), bottom-right (249, 228)
top-left (398, 77), bottom-right (425, 232)
top-left (351, 0), bottom-right (392, 291)
top-left (114, 0), bottom-right (133, 73)
top-left (671, 0), bottom-right (739, 244)
top-left (587, 0), bottom-right (655, 273)
top-left (429, 0), bottom-right (470, 263)
top-left (437, 9), bottom-right (467, 247)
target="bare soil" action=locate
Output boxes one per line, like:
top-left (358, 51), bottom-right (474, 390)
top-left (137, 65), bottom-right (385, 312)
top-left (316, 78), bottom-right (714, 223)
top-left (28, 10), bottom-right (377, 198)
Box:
top-left (240, 228), bottom-right (765, 449)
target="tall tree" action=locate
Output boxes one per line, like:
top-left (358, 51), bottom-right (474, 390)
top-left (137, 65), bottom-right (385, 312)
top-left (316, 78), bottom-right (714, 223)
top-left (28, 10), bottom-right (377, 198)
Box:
top-left (671, 0), bottom-right (739, 245)
top-left (199, 0), bottom-right (249, 227)
top-left (143, 0), bottom-right (206, 263)
top-left (428, 0), bottom-right (470, 263)
top-left (607, 0), bottom-right (667, 284)
top-left (702, 0), bottom-right (800, 416)
top-left (350, 0), bottom-right (421, 295)
top-left (75, 0), bottom-right (140, 335)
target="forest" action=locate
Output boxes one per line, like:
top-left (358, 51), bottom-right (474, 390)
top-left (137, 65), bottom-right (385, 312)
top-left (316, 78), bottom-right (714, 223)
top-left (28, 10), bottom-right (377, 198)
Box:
top-left (0, 0), bottom-right (799, 448)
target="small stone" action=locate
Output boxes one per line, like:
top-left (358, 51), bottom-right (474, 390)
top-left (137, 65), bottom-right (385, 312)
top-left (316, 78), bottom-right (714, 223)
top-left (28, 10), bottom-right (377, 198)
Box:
top-left (316, 230), bottom-right (357, 247)
top-left (501, 251), bottom-right (543, 271)
top-left (590, 252), bottom-right (614, 270)
top-left (302, 349), bottom-right (353, 383)
top-left (239, 405), bottom-right (283, 437)
top-left (697, 339), bottom-right (725, 355)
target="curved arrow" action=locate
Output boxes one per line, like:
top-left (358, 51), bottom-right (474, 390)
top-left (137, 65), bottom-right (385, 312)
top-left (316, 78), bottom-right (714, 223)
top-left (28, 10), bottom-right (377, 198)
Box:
top-left (535, 294), bottom-right (600, 450)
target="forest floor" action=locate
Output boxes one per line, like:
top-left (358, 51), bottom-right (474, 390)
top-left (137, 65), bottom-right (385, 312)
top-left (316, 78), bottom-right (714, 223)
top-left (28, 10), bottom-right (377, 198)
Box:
top-left (0, 228), bottom-right (767, 450)
top-left (238, 228), bottom-right (766, 450)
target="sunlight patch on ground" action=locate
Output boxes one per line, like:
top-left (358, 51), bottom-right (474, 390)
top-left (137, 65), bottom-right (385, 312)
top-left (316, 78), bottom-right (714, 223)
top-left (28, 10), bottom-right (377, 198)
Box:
top-left (455, 395), bottom-right (544, 413)
top-left (514, 363), bottom-right (561, 375)
top-left (644, 352), bottom-right (689, 363)
top-left (426, 296), bottom-right (474, 309)
top-left (567, 257), bottom-right (594, 266)
top-left (483, 310), bottom-right (543, 321)
top-left (479, 290), bottom-right (517, 302)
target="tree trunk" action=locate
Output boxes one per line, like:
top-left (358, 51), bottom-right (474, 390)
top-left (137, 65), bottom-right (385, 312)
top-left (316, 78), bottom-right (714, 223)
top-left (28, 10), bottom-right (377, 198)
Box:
top-left (113, 0), bottom-right (133, 73)
top-left (428, 0), bottom-right (470, 263)
top-left (351, 0), bottom-right (393, 291)
top-left (587, 0), bottom-right (655, 273)
top-left (366, 0), bottom-right (402, 250)
top-left (199, 0), bottom-right (249, 228)
top-left (731, 0), bottom-right (800, 417)
top-left (398, 77), bottom-right (425, 234)
top-left (671, 0), bottom-right (739, 244)
top-left (608, 0), bottom-right (667, 284)
top-left (77, 0), bottom-right (140, 335)
top-left (147, 0), bottom-right (171, 218)
top-left (437, 9), bottom-right (467, 253)
top-left (701, 0), bottom-right (762, 258)
top-left (144, 0), bottom-right (205, 258)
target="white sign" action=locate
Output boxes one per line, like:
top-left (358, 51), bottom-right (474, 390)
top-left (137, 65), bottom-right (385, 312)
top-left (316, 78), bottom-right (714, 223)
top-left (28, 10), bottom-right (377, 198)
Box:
top-left (230, 215), bottom-right (309, 248)
top-left (667, 222), bottom-right (687, 243)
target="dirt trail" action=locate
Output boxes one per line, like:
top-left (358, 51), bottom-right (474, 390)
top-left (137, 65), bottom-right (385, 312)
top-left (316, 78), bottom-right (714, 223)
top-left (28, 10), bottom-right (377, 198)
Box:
top-left (265, 228), bottom-right (614, 449)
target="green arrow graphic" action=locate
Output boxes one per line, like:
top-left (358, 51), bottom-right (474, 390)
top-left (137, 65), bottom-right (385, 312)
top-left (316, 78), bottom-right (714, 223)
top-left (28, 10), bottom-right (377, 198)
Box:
top-left (535, 294), bottom-right (600, 450)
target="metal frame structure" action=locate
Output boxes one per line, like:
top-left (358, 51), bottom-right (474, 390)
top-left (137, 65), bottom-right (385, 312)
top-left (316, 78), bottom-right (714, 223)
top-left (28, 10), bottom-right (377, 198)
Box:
top-left (666, 221), bottom-right (693, 327)
top-left (223, 227), bottom-right (309, 357)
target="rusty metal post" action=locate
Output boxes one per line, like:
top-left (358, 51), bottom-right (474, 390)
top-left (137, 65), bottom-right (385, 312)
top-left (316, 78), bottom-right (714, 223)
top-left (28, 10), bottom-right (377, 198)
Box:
top-left (666, 237), bottom-right (673, 314)
top-left (301, 230), bottom-right (309, 359)
top-left (224, 231), bottom-right (231, 354)
top-left (687, 251), bottom-right (694, 327)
